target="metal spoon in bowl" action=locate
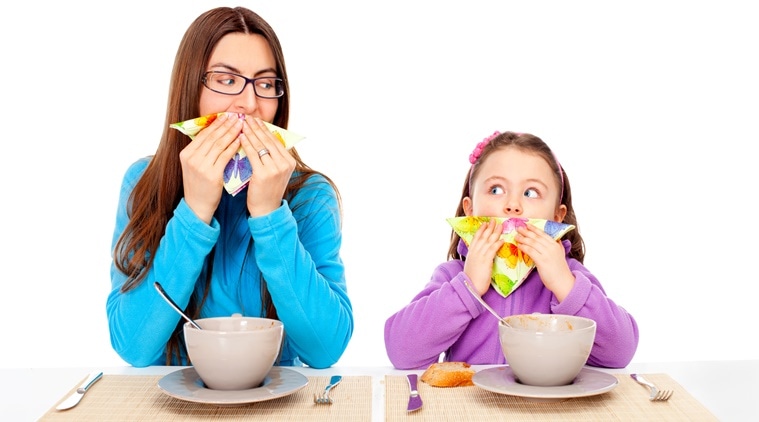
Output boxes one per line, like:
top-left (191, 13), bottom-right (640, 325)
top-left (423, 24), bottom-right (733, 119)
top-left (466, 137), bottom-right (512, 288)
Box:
top-left (463, 279), bottom-right (511, 327)
top-left (154, 281), bottom-right (202, 330)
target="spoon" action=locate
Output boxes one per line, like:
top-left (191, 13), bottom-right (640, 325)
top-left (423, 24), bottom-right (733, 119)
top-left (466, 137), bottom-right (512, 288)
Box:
top-left (463, 279), bottom-right (511, 327)
top-left (154, 281), bottom-right (202, 330)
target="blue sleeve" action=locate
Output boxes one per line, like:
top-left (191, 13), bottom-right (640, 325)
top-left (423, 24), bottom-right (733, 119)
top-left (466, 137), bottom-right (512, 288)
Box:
top-left (106, 158), bottom-right (220, 367)
top-left (249, 175), bottom-right (353, 368)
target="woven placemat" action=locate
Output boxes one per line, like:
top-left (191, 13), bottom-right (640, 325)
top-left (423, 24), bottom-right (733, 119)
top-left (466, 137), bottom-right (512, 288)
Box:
top-left (385, 373), bottom-right (718, 421)
top-left (40, 375), bottom-right (371, 421)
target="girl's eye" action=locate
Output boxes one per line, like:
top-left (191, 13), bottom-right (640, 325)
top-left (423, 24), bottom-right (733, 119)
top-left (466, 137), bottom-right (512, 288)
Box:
top-left (524, 188), bottom-right (539, 198)
top-left (489, 186), bottom-right (504, 195)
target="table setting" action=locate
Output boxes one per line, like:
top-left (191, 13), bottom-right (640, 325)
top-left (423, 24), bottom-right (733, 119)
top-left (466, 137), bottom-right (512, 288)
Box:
top-left (382, 312), bottom-right (717, 421)
top-left (384, 371), bottom-right (715, 421)
top-left (35, 308), bottom-right (717, 422)
top-left (38, 365), bottom-right (718, 422)
top-left (36, 308), bottom-right (725, 421)
top-left (38, 304), bottom-right (377, 421)
top-left (41, 372), bottom-right (372, 421)
top-left (27, 288), bottom-right (733, 421)
top-left (16, 359), bottom-right (756, 421)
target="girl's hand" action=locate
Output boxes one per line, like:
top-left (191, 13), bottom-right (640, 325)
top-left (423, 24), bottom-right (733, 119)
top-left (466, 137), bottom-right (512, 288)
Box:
top-left (463, 219), bottom-right (504, 296)
top-left (238, 117), bottom-right (297, 217)
top-left (515, 224), bottom-right (575, 301)
top-left (179, 113), bottom-right (243, 223)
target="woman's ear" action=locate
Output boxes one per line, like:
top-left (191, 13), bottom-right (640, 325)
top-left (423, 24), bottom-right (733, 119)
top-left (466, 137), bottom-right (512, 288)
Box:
top-left (555, 204), bottom-right (567, 222)
top-left (463, 197), bottom-right (473, 216)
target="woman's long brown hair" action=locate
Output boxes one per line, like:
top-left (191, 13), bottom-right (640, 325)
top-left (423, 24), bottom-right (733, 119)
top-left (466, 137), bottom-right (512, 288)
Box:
top-left (112, 7), bottom-right (340, 364)
top-left (447, 131), bottom-right (585, 263)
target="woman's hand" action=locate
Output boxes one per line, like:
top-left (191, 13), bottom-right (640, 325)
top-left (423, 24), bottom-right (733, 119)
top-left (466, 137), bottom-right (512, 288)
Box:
top-left (463, 219), bottom-right (504, 296)
top-left (239, 117), bottom-right (296, 217)
top-left (179, 113), bottom-right (243, 223)
top-left (515, 224), bottom-right (575, 301)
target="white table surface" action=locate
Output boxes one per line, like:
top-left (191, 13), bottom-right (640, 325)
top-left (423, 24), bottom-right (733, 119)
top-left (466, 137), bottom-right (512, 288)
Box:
top-left (2, 360), bottom-right (756, 421)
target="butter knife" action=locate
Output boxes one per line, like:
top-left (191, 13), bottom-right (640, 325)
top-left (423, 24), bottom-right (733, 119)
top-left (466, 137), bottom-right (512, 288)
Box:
top-left (406, 374), bottom-right (423, 412)
top-left (56, 371), bottom-right (103, 411)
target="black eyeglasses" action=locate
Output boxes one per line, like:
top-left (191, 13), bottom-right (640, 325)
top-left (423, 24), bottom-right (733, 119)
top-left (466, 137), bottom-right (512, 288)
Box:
top-left (202, 71), bottom-right (285, 98)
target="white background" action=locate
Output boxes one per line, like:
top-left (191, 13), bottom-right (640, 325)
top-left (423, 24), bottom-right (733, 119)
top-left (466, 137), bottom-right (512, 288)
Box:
top-left (1, 1), bottom-right (757, 369)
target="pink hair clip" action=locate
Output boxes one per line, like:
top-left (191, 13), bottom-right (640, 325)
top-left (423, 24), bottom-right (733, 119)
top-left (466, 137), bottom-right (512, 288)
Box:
top-left (469, 131), bottom-right (501, 164)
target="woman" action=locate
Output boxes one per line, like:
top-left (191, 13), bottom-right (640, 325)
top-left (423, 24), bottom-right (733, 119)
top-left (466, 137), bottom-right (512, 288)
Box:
top-left (108, 6), bottom-right (353, 368)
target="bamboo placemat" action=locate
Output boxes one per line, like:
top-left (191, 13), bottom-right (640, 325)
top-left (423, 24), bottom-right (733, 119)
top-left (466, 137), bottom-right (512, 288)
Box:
top-left (40, 375), bottom-right (371, 421)
top-left (385, 373), bottom-right (718, 421)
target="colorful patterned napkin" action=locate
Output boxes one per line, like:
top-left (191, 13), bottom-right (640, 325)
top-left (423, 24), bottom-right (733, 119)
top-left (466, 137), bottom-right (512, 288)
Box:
top-left (447, 217), bottom-right (575, 297)
top-left (170, 112), bottom-right (305, 195)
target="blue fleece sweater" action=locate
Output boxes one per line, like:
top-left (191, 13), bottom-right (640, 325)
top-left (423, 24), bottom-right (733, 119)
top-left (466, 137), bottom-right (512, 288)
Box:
top-left (107, 157), bottom-right (353, 368)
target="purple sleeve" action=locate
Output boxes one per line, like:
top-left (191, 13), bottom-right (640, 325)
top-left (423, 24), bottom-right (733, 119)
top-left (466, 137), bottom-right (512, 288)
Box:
top-left (384, 247), bottom-right (639, 369)
top-left (553, 260), bottom-right (640, 368)
top-left (384, 260), bottom-right (481, 369)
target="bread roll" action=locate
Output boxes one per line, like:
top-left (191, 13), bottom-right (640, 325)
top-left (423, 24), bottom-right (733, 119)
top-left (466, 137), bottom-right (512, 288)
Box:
top-left (420, 362), bottom-right (476, 387)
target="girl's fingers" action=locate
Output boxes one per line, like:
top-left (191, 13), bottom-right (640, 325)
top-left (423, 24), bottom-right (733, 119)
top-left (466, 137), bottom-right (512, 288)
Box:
top-left (482, 219), bottom-right (502, 241)
top-left (471, 219), bottom-right (504, 253)
top-left (518, 224), bottom-right (552, 245)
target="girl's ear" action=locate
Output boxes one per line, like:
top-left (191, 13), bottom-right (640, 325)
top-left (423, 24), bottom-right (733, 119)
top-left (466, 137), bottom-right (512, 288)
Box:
top-left (463, 197), bottom-right (474, 216)
top-left (554, 204), bottom-right (567, 222)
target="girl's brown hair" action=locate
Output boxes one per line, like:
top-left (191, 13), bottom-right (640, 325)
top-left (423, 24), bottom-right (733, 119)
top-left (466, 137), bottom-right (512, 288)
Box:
top-left (447, 131), bottom-right (585, 263)
top-left (112, 7), bottom-right (340, 364)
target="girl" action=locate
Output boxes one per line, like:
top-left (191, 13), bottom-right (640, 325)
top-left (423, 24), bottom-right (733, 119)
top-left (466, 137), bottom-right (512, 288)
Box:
top-left (384, 131), bottom-right (638, 369)
top-left (107, 7), bottom-right (353, 368)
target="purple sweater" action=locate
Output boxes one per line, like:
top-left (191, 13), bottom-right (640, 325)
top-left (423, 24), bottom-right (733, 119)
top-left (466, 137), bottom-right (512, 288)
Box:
top-left (384, 240), bottom-right (639, 370)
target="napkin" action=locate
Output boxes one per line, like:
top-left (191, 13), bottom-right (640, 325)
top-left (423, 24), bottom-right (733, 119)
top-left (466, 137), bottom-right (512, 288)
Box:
top-left (447, 217), bottom-right (575, 297)
top-left (170, 112), bottom-right (306, 196)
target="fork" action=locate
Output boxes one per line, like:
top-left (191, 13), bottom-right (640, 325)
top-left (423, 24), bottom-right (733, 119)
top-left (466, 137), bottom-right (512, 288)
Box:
top-left (630, 374), bottom-right (674, 401)
top-left (314, 375), bottom-right (342, 405)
